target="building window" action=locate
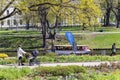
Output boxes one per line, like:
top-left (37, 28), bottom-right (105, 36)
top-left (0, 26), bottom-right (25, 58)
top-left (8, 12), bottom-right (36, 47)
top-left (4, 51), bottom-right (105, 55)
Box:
top-left (20, 20), bottom-right (22, 25)
top-left (1, 21), bottom-right (4, 25)
top-left (7, 10), bottom-right (9, 15)
top-left (14, 19), bottom-right (17, 25)
top-left (7, 20), bottom-right (10, 25)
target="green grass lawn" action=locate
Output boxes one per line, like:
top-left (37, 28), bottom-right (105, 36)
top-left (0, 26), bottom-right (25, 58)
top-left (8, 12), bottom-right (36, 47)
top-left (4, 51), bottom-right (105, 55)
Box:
top-left (77, 33), bottom-right (120, 48)
top-left (0, 30), bottom-right (41, 35)
top-left (60, 26), bottom-right (120, 33)
top-left (55, 33), bottom-right (120, 48)
top-left (0, 26), bottom-right (120, 49)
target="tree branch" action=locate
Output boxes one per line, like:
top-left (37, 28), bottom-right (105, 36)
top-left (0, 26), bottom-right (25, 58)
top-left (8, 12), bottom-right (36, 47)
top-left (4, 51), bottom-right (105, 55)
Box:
top-left (29, 1), bottom-right (77, 11)
top-left (0, 0), bottom-right (15, 16)
top-left (0, 8), bottom-right (18, 20)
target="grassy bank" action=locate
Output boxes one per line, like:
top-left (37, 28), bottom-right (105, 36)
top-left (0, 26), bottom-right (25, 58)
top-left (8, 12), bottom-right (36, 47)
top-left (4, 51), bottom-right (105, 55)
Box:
top-left (0, 36), bottom-right (42, 50)
top-left (0, 30), bottom-right (41, 35)
top-left (77, 33), bottom-right (120, 48)
top-left (0, 68), bottom-right (31, 80)
top-left (0, 28), bottom-right (120, 50)
top-left (55, 33), bottom-right (120, 49)
top-left (1, 63), bottom-right (120, 80)
top-left (1, 55), bottom-right (120, 65)
top-left (61, 26), bottom-right (120, 32)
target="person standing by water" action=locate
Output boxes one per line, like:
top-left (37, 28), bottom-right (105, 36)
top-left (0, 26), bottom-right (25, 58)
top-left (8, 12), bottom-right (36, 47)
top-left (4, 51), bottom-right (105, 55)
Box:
top-left (110, 43), bottom-right (116, 56)
top-left (17, 45), bottom-right (26, 66)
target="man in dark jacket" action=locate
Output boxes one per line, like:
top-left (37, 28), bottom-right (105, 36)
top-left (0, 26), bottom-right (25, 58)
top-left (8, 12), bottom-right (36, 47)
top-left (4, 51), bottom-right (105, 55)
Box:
top-left (110, 43), bottom-right (116, 56)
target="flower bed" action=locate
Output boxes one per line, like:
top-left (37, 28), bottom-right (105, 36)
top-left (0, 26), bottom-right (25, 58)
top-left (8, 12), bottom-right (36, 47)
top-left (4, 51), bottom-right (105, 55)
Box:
top-left (0, 53), bottom-right (8, 59)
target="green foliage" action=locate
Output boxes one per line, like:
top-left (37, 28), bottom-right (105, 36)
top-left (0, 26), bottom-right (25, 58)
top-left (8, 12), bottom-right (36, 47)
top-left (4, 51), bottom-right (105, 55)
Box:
top-left (0, 68), bottom-right (31, 80)
top-left (38, 56), bottom-right (55, 63)
top-left (1, 61), bottom-right (120, 80)
top-left (46, 52), bottom-right (57, 57)
top-left (30, 66), bottom-right (86, 77)
top-left (0, 36), bottom-right (42, 50)
top-left (1, 55), bottom-right (120, 65)
top-left (17, 0), bottom-right (102, 27)
top-left (46, 76), bottom-right (58, 80)
top-left (77, 0), bottom-right (102, 26)
top-left (85, 70), bottom-right (120, 80)
top-left (0, 58), bottom-right (17, 65)
top-left (55, 32), bottom-right (120, 48)
top-left (0, 27), bottom-right (120, 51)
top-left (60, 26), bottom-right (120, 32)
top-left (39, 55), bottom-right (120, 63)
top-left (0, 30), bottom-right (41, 35)
top-left (27, 63), bottom-right (120, 79)
top-left (74, 73), bottom-right (90, 80)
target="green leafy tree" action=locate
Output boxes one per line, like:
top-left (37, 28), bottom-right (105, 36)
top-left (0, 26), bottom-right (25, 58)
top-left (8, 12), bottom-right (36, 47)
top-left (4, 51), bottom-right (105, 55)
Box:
top-left (16, 0), bottom-right (102, 47)
top-left (77, 0), bottom-right (102, 30)
top-left (112, 0), bottom-right (120, 28)
top-left (100, 0), bottom-right (120, 28)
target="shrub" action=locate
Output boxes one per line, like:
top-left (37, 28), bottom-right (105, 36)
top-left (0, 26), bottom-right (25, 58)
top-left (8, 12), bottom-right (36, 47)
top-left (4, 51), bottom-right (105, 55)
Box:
top-left (29, 66), bottom-right (86, 77)
top-left (46, 52), bottom-right (57, 58)
top-left (5, 58), bottom-right (17, 64)
top-left (68, 65), bottom-right (86, 73)
top-left (0, 68), bottom-right (31, 79)
top-left (38, 56), bottom-right (55, 62)
top-left (52, 66), bottom-right (72, 76)
top-left (46, 76), bottom-right (58, 80)
top-left (0, 58), bottom-right (17, 65)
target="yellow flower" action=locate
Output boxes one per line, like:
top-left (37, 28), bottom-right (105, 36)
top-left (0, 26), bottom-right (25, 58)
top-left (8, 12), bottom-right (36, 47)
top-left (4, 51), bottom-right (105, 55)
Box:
top-left (0, 53), bottom-right (8, 58)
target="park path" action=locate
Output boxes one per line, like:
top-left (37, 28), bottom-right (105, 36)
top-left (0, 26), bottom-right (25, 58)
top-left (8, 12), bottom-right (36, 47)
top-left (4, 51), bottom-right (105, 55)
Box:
top-left (0, 61), bottom-right (113, 69)
top-left (40, 61), bottom-right (110, 67)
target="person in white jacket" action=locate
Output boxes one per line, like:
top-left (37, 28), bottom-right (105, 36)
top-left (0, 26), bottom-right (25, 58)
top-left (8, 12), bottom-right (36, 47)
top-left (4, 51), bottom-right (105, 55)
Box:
top-left (17, 45), bottom-right (26, 66)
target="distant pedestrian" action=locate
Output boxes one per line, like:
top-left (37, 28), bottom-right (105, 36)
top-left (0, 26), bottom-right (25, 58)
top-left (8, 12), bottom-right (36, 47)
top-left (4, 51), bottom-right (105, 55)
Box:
top-left (17, 45), bottom-right (26, 66)
top-left (72, 42), bottom-right (77, 54)
top-left (110, 43), bottom-right (116, 56)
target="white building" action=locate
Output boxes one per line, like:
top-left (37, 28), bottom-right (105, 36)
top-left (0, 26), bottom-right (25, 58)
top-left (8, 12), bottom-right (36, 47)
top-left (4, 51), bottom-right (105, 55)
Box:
top-left (0, 7), bottom-right (26, 29)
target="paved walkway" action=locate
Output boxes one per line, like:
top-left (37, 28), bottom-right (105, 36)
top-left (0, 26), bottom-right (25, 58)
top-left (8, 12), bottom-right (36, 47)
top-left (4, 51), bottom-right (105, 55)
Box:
top-left (0, 61), bottom-right (112, 69)
top-left (40, 61), bottom-right (111, 67)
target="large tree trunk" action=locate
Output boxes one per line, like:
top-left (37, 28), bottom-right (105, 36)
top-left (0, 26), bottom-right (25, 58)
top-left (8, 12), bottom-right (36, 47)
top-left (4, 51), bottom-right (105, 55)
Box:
top-left (117, 6), bottom-right (120, 28)
top-left (116, 18), bottom-right (119, 28)
top-left (103, 0), bottom-right (113, 27)
top-left (41, 21), bottom-right (46, 47)
top-left (26, 19), bottom-right (30, 30)
top-left (38, 5), bottom-right (58, 48)
top-left (111, 0), bottom-right (120, 28)
top-left (103, 15), bottom-right (106, 26)
top-left (38, 6), bottom-right (48, 48)
top-left (104, 9), bottom-right (111, 26)
top-left (116, 14), bottom-right (120, 28)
